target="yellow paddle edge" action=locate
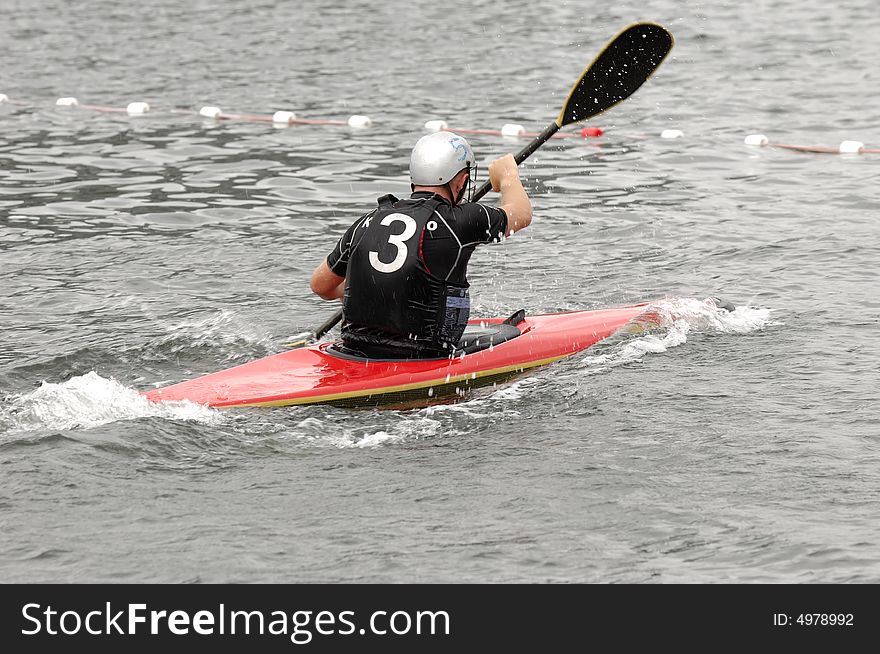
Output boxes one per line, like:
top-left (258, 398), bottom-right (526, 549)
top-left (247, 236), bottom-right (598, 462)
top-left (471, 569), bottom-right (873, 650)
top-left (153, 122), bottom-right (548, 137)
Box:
top-left (554, 21), bottom-right (675, 129)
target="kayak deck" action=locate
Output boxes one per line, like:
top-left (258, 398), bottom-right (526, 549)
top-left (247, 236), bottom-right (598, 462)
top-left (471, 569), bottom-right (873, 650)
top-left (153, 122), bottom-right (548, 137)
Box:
top-left (145, 304), bottom-right (654, 409)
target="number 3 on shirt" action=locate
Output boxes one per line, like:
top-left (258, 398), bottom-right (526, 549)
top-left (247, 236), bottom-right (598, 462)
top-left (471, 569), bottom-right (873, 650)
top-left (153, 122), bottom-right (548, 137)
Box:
top-left (369, 213), bottom-right (417, 273)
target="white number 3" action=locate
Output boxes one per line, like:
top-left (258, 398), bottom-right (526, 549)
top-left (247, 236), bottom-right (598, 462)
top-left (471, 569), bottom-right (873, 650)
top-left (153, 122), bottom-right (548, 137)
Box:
top-left (369, 213), bottom-right (417, 273)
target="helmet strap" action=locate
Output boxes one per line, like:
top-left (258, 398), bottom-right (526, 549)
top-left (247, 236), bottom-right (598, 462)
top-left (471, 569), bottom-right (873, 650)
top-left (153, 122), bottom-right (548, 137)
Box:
top-left (467, 164), bottom-right (477, 202)
top-left (449, 168), bottom-right (471, 205)
top-left (448, 181), bottom-right (463, 205)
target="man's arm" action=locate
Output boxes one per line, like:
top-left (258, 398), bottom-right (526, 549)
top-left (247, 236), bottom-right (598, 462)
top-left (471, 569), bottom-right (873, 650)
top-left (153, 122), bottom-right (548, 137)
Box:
top-left (312, 217), bottom-right (362, 300)
top-left (310, 260), bottom-right (345, 300)
top-left (489, 154), bottom-right (532, 236)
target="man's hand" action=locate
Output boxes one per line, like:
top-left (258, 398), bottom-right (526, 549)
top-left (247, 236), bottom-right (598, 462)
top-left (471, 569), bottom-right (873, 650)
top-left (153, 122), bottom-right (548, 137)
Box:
top-left (488, 154), bottom-right (532, 235)
top-left (489, 154), bottom-right (520, 192)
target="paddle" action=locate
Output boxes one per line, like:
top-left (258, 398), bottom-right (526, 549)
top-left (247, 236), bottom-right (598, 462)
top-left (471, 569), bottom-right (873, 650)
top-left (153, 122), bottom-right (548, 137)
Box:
top-left (287, 22), bottom-right (674, 348)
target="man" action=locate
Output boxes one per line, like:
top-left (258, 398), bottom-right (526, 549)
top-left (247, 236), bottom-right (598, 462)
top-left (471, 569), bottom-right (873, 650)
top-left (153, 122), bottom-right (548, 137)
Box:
top-left (310, 131), bottom-right (532, 359)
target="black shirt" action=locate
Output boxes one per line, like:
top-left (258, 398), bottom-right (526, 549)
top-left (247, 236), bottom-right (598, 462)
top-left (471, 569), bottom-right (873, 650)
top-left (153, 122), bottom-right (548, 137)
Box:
top-left (327, 192), bottom-right (507, 357)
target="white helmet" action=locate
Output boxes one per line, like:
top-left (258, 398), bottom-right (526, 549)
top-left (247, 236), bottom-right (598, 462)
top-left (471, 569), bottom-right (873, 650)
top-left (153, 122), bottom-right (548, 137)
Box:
top-left (410, 131), bottom-right (475, 186)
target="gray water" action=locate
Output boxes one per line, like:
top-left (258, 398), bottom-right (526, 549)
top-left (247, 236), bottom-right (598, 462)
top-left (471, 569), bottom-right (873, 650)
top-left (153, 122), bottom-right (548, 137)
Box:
top-left (1, 0), bottom-right (878, 583)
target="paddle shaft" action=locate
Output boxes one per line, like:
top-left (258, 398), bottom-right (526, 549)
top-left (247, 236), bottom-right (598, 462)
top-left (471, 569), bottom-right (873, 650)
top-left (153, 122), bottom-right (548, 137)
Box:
top-left (311, 310), bottom-right (346, 342)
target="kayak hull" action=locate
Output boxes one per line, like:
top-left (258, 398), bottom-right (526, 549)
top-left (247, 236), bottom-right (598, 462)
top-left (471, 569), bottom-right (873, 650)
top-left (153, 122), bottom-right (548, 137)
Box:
top-left (144, 303), bottom-right (654, 409)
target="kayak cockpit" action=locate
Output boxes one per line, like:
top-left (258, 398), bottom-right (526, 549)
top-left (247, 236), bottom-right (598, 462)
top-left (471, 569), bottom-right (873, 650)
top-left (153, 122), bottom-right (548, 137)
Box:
top-left (324, 310), bottom-right (526, 362)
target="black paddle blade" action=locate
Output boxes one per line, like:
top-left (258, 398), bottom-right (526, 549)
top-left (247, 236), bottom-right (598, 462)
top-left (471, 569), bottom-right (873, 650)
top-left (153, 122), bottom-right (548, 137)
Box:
top-left (557, 22), bottom-right (673, 127)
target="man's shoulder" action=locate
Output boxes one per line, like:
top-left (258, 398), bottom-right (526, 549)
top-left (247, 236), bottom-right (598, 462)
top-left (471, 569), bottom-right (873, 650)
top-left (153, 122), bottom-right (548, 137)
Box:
top-left (454, 201), bottom-right (505, 218)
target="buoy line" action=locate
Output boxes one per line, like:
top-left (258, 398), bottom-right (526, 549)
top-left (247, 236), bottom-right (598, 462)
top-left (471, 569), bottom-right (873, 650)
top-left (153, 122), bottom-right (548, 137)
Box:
top-left (422, 119), bottom-right (604, 140)
top-left (0, 93), bottom-right (607, 141)
top-left (1, 94), bottom-right (375, 128)
top-left (744, 134), bottom-right (878, 155)
top-left (1, 95), bottom-right (873, 154)
top-left (630, 128), bottom-right (877, 155)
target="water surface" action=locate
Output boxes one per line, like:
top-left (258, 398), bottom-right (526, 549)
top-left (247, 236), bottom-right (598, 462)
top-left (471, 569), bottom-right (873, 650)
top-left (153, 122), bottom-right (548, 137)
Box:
top-left (1, 0), bottom-right (878, 583)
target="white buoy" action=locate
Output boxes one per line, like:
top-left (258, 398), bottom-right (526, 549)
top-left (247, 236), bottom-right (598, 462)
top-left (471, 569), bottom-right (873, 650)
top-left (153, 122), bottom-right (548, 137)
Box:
top-left (838, 140), bottom-right (864, 154)
top-left (272, 110), bottom-right (297, 124)
top-left (126, 101), bottom-right (150, 115)
top-left (744, 134), bottom-right (769, 146)
top-left (347, 114), bottom-right (372, 128)
top-left (56, 97), bottom-right (79, 107)
top-left (199, 106), bottom-right (222, 119)
top-left (0, 94), bottom-right (8, 104)
top-left (660, 129), bottom-right (683, 139)
top-left (501, 123), bottom-right (525, 137)
top-left (424, 119), bottom-right (448, 131)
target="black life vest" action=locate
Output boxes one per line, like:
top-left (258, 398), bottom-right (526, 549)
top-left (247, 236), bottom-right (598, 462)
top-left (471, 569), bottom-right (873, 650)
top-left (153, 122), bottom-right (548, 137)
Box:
top-left (341, 194), bottom-right (470, 357)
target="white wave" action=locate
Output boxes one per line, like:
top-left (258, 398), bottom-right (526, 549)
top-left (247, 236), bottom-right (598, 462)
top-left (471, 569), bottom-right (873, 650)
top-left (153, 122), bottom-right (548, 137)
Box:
top-left (351, 430), bottom-right (408, 448)
top-left (650, 296), bottom-right (777, 334)
top-left (343, 416), bottom-right (442, 448)
top-left (480, 377), bottom-right (537, 402)
top-left (290, 414), bottom-right (444, 448)
top-left (1, 371), bottom-right (219, 433)
top-left (421, 377), bottom-right (538, 417)
top-left (580, 296), bottom-right (775, 373)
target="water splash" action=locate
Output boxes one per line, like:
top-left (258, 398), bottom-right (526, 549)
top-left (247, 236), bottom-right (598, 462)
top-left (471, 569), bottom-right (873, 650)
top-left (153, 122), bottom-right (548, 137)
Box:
top-left (154, 309), bottom-right (274, 358)
top-left (1, 371), bottom-right (219, 434)
top-left (655, 296), bottom-right (775, 333)
top-left (287, 414), bottom-right (444, 449)
top-left (580, 296), bottom-right (775, 374)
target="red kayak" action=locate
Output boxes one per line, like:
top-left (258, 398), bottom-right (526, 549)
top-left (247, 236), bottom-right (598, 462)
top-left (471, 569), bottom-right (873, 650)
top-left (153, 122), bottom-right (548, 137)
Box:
top-left (145, 303), bottom-right (657, 409)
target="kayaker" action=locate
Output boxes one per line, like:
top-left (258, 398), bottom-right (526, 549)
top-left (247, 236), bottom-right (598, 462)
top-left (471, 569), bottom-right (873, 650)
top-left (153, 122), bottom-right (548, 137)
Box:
top-left (310, 131), bottom-right (532, 359)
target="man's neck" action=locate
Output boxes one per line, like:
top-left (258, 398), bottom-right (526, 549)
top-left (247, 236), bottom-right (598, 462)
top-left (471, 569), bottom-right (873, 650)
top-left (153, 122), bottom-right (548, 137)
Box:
top-left (413, 185), bottom-right (454, 203)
